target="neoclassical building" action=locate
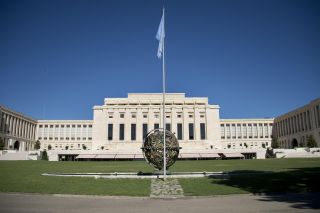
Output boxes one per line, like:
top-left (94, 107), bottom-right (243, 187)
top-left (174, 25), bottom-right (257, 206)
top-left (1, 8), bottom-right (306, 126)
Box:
top-left (1, 93), bottom-right (277, 160)
top-left (273, 98), bottom-right (320, 148)
top-left (0, 106), bottom-right (37, 151)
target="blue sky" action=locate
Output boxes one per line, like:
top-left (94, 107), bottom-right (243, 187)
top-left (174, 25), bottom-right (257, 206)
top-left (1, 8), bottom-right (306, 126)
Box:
top-left (1, 0), bottom-right (319, 120)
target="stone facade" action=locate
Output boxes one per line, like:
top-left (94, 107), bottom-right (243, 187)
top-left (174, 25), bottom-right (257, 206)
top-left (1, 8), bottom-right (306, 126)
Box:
top-left (0, 106), bottom-right (37, 151)
top-left (220, 119), bottom-right (274, 149)
top-left (1, 93), bottom-right (277, 159)
top-left (273, 98), bottom-right (320, 148)
top-left (91, 93), bottom-right (221, 153)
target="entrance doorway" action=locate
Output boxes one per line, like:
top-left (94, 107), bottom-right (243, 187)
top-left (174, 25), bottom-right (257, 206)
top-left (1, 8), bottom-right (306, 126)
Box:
top-left (292, 138), bottom-right (298, 148)
top-left (13, 141), bottom-right (20, 150)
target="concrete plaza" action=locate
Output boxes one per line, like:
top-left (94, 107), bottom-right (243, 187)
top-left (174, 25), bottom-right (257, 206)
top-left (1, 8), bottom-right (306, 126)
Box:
top-left (0, 192), bottom-right (319, 213)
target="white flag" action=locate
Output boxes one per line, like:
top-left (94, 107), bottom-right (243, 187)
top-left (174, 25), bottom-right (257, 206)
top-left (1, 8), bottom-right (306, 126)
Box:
top-left (156, 10), bottom-right (165, 59)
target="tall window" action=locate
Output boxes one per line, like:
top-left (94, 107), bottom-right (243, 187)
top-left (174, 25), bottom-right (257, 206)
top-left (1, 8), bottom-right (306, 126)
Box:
top-left (189, 123), bottom-right (194, 140)
top-left (166, 123), bottom-right (171, 132)
top-left (108, 124), bottom-right (113, 140)
top-left (154, 123), bottom-right (159, 130)
top-left (221, 124), bottom-right (225, 139)
top-left (177, 123), bottom-right (183, 140)
top-left (200, 123), bottom-right (206, 140)
top-left (119, 124), bottom-right (124, 141)
top-left (231, 124), bottom-right (236, 139)
top-left (143, 124), bottom-right (148, 139)
top-left (131, 124), bottom-right (136, 141)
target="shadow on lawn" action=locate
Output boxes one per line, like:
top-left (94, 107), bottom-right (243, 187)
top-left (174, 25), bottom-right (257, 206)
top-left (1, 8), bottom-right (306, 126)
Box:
top-left (211, 167), bottom-right (320, 209)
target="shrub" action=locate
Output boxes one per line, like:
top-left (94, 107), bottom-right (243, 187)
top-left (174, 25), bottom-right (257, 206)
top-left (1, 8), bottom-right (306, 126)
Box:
top-left (307, 135), bottom-right (317, 148)
top-left (41, 150), bottom-right (48, 160)
top-left (34, 140), bottom-right (41, 150)
top-left (271, 137), bottom-right (280, 149)
top-left (0, 138), bottom-right (4, 150)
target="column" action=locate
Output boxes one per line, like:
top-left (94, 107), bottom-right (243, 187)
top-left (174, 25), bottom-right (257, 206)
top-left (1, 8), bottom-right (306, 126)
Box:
top-left (194, 107), bottom-right (201, 141)
top-left (183, 107), bottom-right (189, 142)
top-left (136, 107), bottom-right (143, 142)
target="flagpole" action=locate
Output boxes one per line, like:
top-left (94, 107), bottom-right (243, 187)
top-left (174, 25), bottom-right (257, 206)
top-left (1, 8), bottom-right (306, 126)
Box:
top-left (162, 8), bottom-right (166, 180)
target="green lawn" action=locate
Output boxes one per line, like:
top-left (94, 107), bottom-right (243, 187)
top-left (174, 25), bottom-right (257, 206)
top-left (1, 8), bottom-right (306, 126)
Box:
top-left (0, 158), bottom-right (319, 196)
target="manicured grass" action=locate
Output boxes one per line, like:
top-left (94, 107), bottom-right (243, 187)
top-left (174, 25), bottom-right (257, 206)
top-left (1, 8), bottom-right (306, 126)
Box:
top-left (171, 158), bottom-right (320, 172)
top-left (0, 158), bottom-right (319, 196)
top-left (0, 161), bottom-right (151, 196)
top-left (177, 159), bottom-right (320, 196)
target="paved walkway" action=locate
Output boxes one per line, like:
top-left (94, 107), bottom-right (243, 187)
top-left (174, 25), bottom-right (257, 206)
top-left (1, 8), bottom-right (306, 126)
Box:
top-left (0, 192), bottom-right (319, 213)
top-left (150, 178), bottom-right (184, 198)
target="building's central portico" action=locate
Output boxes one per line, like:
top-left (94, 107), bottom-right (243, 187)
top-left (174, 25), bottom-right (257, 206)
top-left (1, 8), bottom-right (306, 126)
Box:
top-left (92, 93), bottom-right (221, 153)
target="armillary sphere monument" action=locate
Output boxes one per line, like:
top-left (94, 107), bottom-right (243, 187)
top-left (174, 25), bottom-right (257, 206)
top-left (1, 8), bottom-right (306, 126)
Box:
top-left (142, 129), bottom-right (181, 172)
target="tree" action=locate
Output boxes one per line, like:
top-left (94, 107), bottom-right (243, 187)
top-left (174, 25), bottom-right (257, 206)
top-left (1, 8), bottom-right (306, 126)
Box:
top-left (0, 138), bottom-right (4, 150)
top-left (41, 150), bottom-right (48, 160)
top-left (82, 144), bottom-right (87, 150)
top-left (307, 135), bottom-right (317, 148)
top-left (34, 140), bottom-right (41, 150)
top-left (271, 137), bottom-right (280, 149)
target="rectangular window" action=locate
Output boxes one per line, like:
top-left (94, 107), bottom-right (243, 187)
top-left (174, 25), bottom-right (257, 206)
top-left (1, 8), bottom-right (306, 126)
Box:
top-left (231, 124), bottom-right (236, 139)
top-left (108, 124), bottom-right (113, 140)
top-left (154, 123), bottom-right (159, 130)
top-left (221, 124), bottom-right (225, 139)
top-left (226, 124), bottom-right (231, 139)
top-left (200, 123), bottom-right (206, 140)
top-left (166, 123), bottom-right (171, 131)
top-left (242, 124), bottom-right (247, 138)
top-left (237, 124), bottom-right (241, 138)
top-left (189, 123), bottom-right (194, 140)
top-left (119, 124), bottom-right (124, 141)
top-left (131, 124), bottom-right (136, 141)
top-left (177, 123), bottom-right (183, 140)
top-left (248, 124), bottom-right (252, 138)
top-left (143, 124), bottom-right (148, 139)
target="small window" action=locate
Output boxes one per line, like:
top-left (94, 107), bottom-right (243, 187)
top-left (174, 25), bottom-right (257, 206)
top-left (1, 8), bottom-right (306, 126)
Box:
top-left (120, 114), bottom-right (124, 118)
top-left (132, 114), bottom-right (136, 118)
top-left (82, 137), bottom-right (86, 140)
top-left (39, 125), bottom-right (43, 128)
top-left (54, 137), bottom-right (58, 140)
top-left (166, 115), bottom-right (170, 118)
top-left (50, 125), bottom-right (53, 128)
top-left (88, 125), bottom-right (92, 128)
top-left (72, 125), bottom-right (75, 128)
top-left (61, 125), bottom-right (64, 128)
top-left (177, 114), bottom-right (182, 118)
top-left (66, 137), bottom-right (69, 140)
top-left (66, 125), bottom-right (70, 128)
top-left (55, 125), bottom-right (59, 128)
top-left (60, 137), bottom-right (64, 140)
top-left (77, 125), bottom-right (81, 128)
top-left (77, 137), bottom-right (80, 140)
top-left (189, 114), bottom-right (193, 118)
top-left (88, 137), bottom-right (92, 140)
top-left (154, 114), bottom-right (159, 118)
top-left (143, 114), bottom-right (148, 118)
top-left (83, 125), bottom-right (87, 128)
